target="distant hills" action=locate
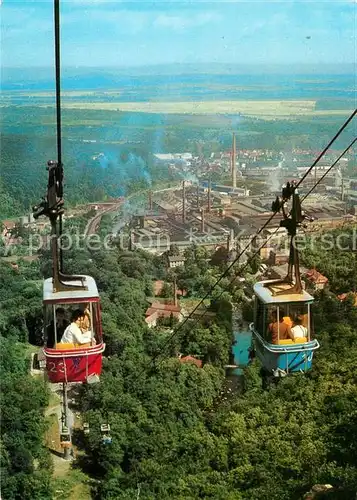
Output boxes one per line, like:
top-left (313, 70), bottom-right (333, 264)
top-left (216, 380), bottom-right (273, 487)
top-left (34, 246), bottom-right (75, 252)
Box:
top-left (1, 63), bottom-right (355, 91)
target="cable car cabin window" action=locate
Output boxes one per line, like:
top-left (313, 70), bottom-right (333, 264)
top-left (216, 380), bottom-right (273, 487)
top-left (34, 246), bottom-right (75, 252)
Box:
top-left (284, 302), bottom-right (311, 342)
top-left (254, 298), bottom-right (266, 339)
top-left (44, 302), bottom-right (98, 348)
top-left (264, 305), bottom-right (281, 342)
top-left (261, 303), bottom-right (311, 344)
top-left (91, 302), bottom-right (102, 340)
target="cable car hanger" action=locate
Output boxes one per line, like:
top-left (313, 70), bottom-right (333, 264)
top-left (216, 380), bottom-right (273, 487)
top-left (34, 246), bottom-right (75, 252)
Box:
top-left (33, 0), bottom-right (87, 293)
top-left (269, 181), bottom-right (314, 296)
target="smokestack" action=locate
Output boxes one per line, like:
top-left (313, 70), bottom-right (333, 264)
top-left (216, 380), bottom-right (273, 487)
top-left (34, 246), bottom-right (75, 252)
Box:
top-left (196, 184), bottom-right (200, 209)
top-left (341, 178), bottom-right (345, 202)
top-left (207, 180), bottom-right (211, 213)
top-left (182, 181), bottom-right (186, 224)
top-left (227, 229), bottom-right (234, 252)
top-left (201, 208), bottom-right (205, 233)
top-left (148, 190), bottom-right (153, 211)
top-left (232, 133), bottom-right (236, 188)
top-left (173, 278), bottom-right (178, 307)
top-left (129, 230), bottom-right (134, 251)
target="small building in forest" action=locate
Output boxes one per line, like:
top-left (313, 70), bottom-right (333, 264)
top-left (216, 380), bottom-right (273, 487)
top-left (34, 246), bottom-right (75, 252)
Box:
top-left (337, 292), bottom-right (357, 306)
top-left (145, 301), bottom-right (183, 328)
top-left (304, 269), bottom-right (329, 290)
top-left (178, 355), bottom-right (202, 368)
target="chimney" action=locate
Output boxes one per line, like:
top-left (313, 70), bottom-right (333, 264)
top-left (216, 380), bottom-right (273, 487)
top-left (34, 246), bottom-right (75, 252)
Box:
top-left (196, 184), bottom-right (200, 209)
top-left (341, 178), bottom-right (345, 202)
top-left (129, 230), bottom-right (134, 251)
top-left (148, 190), bottom-right (153, 211)
top-left (232, 133), bottom-right (236, 188)
top-left (227, 229), bottom-right (234, 252)
top-left (201, 208), bottom-right (205, 233)
top-left (182, 180), bottom-right (186, 224)
top-left (173, 278), bottom-right (178, 307)
top-left (207, 180), bottom-right (211, 213)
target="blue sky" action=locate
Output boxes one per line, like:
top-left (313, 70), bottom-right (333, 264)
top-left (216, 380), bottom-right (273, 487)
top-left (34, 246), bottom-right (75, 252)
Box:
top-left (1, 1), bottom-right (356, 68)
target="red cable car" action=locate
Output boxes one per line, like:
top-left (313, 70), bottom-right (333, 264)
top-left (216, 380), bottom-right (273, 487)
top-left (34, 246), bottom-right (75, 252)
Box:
top-left (34, 160), bottom-right (105, 384)
top-left (33, 1), bottom-right (105, 460)
top-left (43, 274), bottom-right (105, 383)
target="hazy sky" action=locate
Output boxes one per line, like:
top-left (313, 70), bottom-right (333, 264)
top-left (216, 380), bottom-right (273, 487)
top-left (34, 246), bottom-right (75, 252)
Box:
top-left (1, 0), bottom-right (356, 68)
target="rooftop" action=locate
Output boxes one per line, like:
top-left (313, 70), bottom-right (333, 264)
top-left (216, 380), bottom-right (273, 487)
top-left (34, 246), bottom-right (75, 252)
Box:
top-left (168, 255), bottom-right (186, 262)
top-left (145, 301), bottom-right (181, 315)
top-left (254, 280), bottom-right (314, 304)
top-left (305, 269), bottom-right (328, 284)
top-left (43, 275), bottom-right (99, 303)
top-left (1, 220), bottom-right (16, 229)
top-left (179, 355), bottom-right (202, 368)
top-left (337, 292), bottom-right (357, 306)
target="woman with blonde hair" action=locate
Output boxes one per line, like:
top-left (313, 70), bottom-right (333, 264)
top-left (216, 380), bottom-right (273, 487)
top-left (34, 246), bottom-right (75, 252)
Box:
top-left (79, 303), bottom-right (91, 333)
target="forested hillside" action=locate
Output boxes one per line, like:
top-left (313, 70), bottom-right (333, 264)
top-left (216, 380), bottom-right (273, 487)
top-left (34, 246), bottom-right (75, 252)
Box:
top-left (0, 340), bottom-right (52, 498)
top-left (2, 99), bottom-right (356, 216)
top-left (0, 110), bottom-right (178, 214)
top-left (0, 225), bottom-right (356, 499)
top-left (301, 227), bottom-right (357, 293)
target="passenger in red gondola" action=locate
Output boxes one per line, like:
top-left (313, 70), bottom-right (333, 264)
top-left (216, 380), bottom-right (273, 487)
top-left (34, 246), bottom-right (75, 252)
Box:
top-left (79, 303), bottom-right (91, 333)
top-left (60, 309), bottom-right (95, 345)
top-left (268, 310), bottom-right (293, 344)
top-left (47, 308), bottom-right (69, 348)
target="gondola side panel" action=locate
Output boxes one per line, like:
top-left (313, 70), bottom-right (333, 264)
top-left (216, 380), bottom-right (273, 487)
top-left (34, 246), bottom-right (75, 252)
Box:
top-left (44, 345), bottom-right (104, 383)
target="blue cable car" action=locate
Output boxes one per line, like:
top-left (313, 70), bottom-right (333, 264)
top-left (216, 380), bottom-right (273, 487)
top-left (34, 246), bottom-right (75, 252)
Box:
top-left (249, 181), bottom-right (320, 377)
top-left (250, 280), bottom-right (319, 376)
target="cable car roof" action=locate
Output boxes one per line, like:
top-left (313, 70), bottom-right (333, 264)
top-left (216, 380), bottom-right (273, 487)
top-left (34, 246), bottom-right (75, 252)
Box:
top-left (43, 275), bottom-right (99, 302)
top-left (254, 280), bottom-right (314, 305)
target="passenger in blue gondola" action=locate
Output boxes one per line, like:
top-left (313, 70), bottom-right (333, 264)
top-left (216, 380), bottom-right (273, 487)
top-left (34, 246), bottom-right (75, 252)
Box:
top-left (268, 310), bottom-right (293, 344)
top-left (291, 315), bottom-right (308, 340)
top-left (60, 309), bottom-right (95, 345)
top-left (47, 308), bottom-right (69, 348)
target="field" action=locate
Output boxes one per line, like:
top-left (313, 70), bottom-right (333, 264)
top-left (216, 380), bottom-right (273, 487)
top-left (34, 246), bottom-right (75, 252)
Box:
top-left (1, 70), bottom-right (355, 212)
top-left (2, 70), bottom-right (354, 122)
top-left (3, 95), bottom-right (353, 120)
top-left (56, 99), bottom-right (355, 119)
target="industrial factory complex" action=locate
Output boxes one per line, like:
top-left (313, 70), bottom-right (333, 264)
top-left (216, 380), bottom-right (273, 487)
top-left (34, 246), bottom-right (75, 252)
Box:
top-left (1, 134), bottom-right (356, 265)
top-left (127, 134), bottom-right (356, 259)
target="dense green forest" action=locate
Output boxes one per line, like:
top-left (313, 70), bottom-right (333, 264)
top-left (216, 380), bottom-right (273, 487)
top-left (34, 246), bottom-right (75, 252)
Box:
top-left (0, 262), bottom-right (51, 498)
top-left (301, 228), bottom-right (357, 293)
top-left (0, 221), bottom-right (356, 499)
top-left (0, 131), bottom-right (177, 216)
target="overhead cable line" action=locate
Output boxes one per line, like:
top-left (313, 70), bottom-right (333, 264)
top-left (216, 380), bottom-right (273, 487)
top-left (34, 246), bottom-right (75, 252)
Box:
top-left (145, 112), bottom-right (356, 369)
top-left (301, 137), bottom-right (357, 202)
top-left (54, 0), bottom-right (64, 271)
top-left (54, 0), bottom-right (62, 172)
top-left (296, 109), bottom-right (356, 188)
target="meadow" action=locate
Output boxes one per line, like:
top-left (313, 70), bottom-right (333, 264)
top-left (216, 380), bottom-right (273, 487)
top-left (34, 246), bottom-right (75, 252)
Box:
top-left (1, 70), bottom-right (355, 212)
top-left (56, 99), bottom-right (354, 120)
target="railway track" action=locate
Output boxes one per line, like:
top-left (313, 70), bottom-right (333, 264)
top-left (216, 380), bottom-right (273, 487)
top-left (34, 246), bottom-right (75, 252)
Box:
top-left (84, 203), bottom-right (123, 237)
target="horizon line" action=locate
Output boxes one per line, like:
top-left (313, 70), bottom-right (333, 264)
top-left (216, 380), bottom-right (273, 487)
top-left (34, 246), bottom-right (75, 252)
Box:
top-left (2, 62), bottom-right (356, 69)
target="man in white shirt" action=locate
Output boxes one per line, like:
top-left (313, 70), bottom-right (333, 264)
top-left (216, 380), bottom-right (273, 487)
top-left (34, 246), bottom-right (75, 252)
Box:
top-left (60, 309), bottom-right (94, 345)
top-left (291, 316), bottom-right (308, 340)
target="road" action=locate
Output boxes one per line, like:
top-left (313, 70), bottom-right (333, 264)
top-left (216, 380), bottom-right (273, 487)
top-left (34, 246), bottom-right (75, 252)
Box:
top-left (48, 382), bottom-right (75, 429)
